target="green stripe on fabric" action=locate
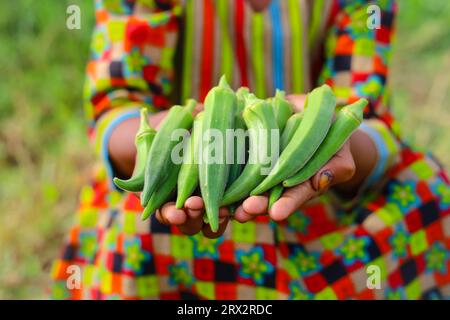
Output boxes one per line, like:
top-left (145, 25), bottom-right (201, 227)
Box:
top-left (182, 0), bottom-right (194, 102)
top-left (372, 121), bottom-right (400, 154)
top-left (251, 13), bottom-right (265, 98)
top-left (287, 0), bottom-right (303, 93)
top-left (94, 103), bottom-right (147, 156)
top-left (217, 0), bottom-right (233, 82)
top-left (309, 0), bottom-right (324, 46)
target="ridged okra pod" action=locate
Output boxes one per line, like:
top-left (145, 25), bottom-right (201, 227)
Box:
top-left (175, 112), bottom-right (205, 209)
top-left (141, 100), bottom-right (196, 206)
top-left (141, 164), bottom-right (180, 220)
top-left (113, 108), bottom-right (156, 192)
top-left (283, 98), bottom-right (368, 187)
top-left (226, 87), bottom-right (249, 188)
top-left (251, 84), bottom-right (336, 195)
top-left (221, 97), bottom-right (279, 206)
top-left (268, 111), bottom-right (304, 208)
top-left (199, 76), bottom-right (237, 232)
top-left (271, 89), bottom-right (294, 132)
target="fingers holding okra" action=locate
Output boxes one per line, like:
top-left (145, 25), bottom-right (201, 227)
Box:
top-left (156, 196), bottom-right (230, 238)
top-left (113, 75), bottom-right (367, 235)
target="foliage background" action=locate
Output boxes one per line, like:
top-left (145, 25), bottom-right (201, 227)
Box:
top-left (0, 0), bottom-right (449, 299)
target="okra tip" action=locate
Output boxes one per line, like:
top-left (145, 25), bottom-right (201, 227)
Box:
top-left (309, 84), bottom-right (334, 100)
top-left (218, 74), bottom-right (231, 89)
top-left (236, 86), bottom-right (250, 97)
top-left (141, 204), bottom-right (154, 221)
top-left (184, 99), bottom-right (197, 114)
top-left (138, 108), bottom-right (151, 133)
top-left (303, 94), bottom-right (310, 110)
top-left (140, 107), bottom-right (148, 119)
top-left (275, 89), bottom-right (286, 99)
top-left (343, 98), bottom-right (368, 122)
top-left (236, 88), bottom-right (249, 113)
top-left (140, 192), bottom-right (150, 207)
top-left (320, 83), bottom-right (333, 92)
top-left (244, 93), bottom-right (259, 106)
top-left (175, 197), bottom-right (185, 209)
top-left (209, 221), bottom-right (219, 233)
top-left (195, 110), bottom-right (205, 119)
top-left (112, 177), bottom-right (123, 189)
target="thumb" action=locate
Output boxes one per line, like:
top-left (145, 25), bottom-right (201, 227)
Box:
top-left (311, 142), bottom-right (356, 193)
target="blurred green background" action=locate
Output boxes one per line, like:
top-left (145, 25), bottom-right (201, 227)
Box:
top-left (0, 0), bottom-right (449, 299)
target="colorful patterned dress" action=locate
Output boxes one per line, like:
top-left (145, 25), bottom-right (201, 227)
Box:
top-left (51, 0), bottom-right (450, 300)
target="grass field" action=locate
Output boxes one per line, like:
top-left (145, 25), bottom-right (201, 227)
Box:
top-left (0, 0), bottom-right (449, 299)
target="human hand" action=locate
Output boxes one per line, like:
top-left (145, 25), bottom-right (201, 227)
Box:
top-left (233, 139), bottom-right (356, 222)
top-left (232, 93), bottom-right (374, 222)
top-left (154, 196), bottom-right (230, 238)
top-left (109, 103), bottom-right (204, 179)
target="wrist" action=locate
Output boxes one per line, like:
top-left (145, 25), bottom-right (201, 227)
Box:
top-left (333, 129), bottom-right (378, 196)
top-left (108, 117), bottom-right (140, 179)
top-left (108, 108), bottom-right (173, 179)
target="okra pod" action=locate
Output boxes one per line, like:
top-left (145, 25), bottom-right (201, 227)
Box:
top-left (222, 97), bottom-right (279, 206)
top-left (226, 114), bottom-right (246, 189)
top-left (271, 89), bottom-right (294, 132)
top-left (280, 112), bottom-right (304, 149)
top-left (283, 98), bottom-right (367, 187)
top-left (226, 87), bottom-right (249, 188)
top-left (199, 76), bottom-right (236, 232)
top-left (268, 185), bottom-right (284, 209)
top-left (141, 163), bottom-right (180, 220)
top-left (236, 87), bottom-right (250, 113)
top-left (267, 111), bottom-right (304, 208)
top-left (175, 112), bottom-right (205, 209)
top-left (113, 108), bottom-right (156, 192)
top-left (141, 99), bottom-right (196, 206)
top-left (251, 84), bottom-right (336, 195)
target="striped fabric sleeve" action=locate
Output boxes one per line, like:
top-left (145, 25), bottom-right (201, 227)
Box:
top-left (319, 0), bottom-right (402, 190)
top-left (358, 119), bottom-right (401, 188)
top-left (84, 0), bottom-right (182, 181)
top-left (95, 104), bottom-right (141, 185)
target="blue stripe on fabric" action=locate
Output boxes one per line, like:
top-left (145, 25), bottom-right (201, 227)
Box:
top-left (359, 122), bottom-right (389, 187)
top-left (269, 0), bottom-right (284, 92)
top-left (101, 109), bottom-right (141, 190)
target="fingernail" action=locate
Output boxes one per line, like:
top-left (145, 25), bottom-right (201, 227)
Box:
top-left (318, 170), bottom-right (333, 192)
